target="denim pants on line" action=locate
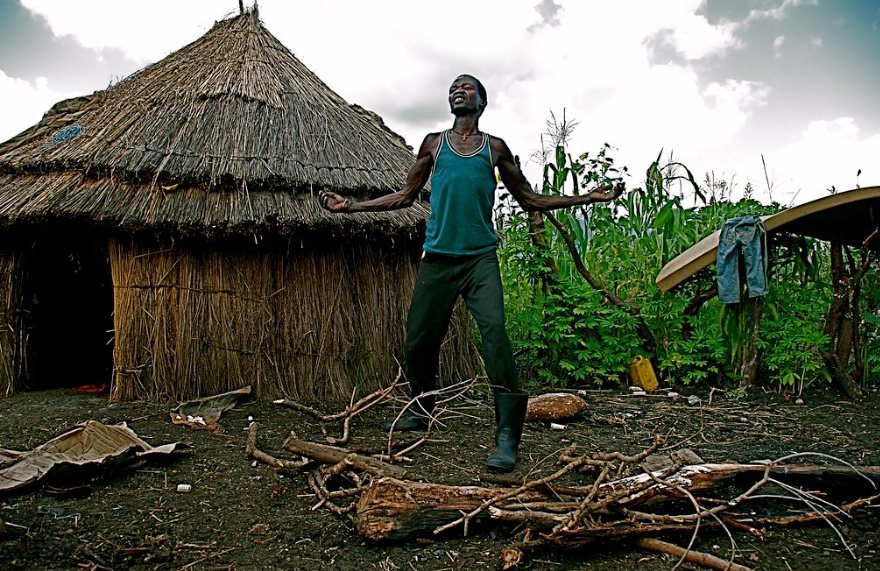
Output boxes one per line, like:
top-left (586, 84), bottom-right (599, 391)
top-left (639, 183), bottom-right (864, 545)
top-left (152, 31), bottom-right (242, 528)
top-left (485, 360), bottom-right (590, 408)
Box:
top-left (716, 215), bottom-right (769, 304)
top-left (404, 249), bottom-right (519, 398)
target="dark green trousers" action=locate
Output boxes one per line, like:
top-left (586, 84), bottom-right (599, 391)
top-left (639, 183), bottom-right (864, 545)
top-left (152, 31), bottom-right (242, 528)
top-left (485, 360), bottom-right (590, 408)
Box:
top-left (404, 249), bottom-right (518, 397)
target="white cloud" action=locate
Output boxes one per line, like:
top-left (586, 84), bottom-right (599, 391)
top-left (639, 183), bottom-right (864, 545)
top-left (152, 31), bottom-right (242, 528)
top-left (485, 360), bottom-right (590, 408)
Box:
top-left (745, 0), bottom-right (818, 24)
top-left (7, 0), bottom-right (870, 208)
top-left (20, 0), bottom-right (219, 64)
top-left (0, 71), bottom-right (76, 143)
top-left (759, 118), bottom-right (880, 203)
top-left (703, 80), bottom-right (770, 137)
top-left (773, 35), bottom-right (785, 59)
top-left (668, 14), bottom-right (740, 59)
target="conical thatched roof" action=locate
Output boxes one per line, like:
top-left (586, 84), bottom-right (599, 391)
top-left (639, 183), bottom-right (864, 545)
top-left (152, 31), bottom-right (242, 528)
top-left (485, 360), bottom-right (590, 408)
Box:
top-left (0, 8), bottom-right (428, 237)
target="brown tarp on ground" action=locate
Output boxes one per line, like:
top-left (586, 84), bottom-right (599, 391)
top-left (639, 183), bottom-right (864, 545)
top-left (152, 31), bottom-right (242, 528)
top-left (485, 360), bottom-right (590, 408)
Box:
top-left (0, 420), bottom-right (182, 493)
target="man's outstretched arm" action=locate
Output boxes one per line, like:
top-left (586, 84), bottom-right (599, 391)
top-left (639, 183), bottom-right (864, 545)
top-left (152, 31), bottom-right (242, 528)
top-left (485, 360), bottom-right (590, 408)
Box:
top-left (491, 137), bottom-right (623, 212)
top-left (320, 134), bottom-right (439, 213)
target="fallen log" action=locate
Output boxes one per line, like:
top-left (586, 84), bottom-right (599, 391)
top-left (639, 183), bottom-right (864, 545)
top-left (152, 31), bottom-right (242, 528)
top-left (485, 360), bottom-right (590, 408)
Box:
top-left (282, 435), bottom-right (408, 479)
top-left (355, 477), bottom-right (546, 541)
top-left (355, 463), bottom-right (880, 541)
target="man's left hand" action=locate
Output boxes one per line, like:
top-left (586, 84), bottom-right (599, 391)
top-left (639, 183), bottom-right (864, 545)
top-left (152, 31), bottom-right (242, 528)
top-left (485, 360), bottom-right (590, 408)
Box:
top-left (587, 181), bottom-right (625, 202)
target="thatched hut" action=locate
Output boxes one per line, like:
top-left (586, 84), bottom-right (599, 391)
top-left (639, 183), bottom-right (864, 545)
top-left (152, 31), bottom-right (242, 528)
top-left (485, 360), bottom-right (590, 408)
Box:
top-left (0, 8), bottom-right (480, 401)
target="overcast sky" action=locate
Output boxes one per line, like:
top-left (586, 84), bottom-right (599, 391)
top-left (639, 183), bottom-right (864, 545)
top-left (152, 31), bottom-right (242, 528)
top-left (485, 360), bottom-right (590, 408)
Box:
top-left (1, 0), bottom-right (878, 206)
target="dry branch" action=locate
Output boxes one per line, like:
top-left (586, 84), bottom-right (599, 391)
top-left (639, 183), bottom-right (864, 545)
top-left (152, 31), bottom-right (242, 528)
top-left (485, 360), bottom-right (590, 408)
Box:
top-left (633, 538), bottom-right (755, 571)
top-left (274, 372), bottom-right (401, 445)
top-left (245, 422), bottom-right (308, 476)
top-left (282, 435), bottom-right (408, 479)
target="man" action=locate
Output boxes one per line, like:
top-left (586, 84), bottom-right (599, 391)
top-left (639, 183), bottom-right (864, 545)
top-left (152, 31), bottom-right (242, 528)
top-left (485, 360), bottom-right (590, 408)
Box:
top-left (320, 75), bottom-right (622, 472)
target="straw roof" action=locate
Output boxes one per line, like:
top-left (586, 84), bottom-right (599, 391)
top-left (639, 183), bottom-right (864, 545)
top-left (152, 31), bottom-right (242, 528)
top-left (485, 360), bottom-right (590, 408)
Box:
top-left (0, 8), bottom-right (428, 237)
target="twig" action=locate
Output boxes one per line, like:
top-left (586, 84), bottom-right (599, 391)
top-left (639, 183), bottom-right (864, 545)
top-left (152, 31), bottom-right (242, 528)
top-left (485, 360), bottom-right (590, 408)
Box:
top-left (283, 435), bottom-right (408, 478)
top-left (178, 548), bottom-right (235, 571)
top-left (633, 538), bottom-right (754, 571)
top-left (488, 506), bottom-right (568, 526)
top-left (745, 493), bottom-right (880, 527)
top-left (245, 422), bottom-right (309, 475)
top-left (274, 370), bottom-right (401, 445)
top-left (764, 478), bottom-right (856, 559)
top-left (384, 378), bottom-right (477, 457)
top-left (555, 464), bottom-right (612, 532)
top-left (309, 470), bottom-right (357, 516)
top-left (435, 438), bottom-right (664, 536)
top-left (390, 421), bottom-right (437, 461)
top-left (638, 462), bottom-right (705, 571)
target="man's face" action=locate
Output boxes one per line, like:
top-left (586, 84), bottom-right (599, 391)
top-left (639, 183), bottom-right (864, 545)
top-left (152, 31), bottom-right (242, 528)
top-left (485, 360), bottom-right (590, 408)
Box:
top-left (448, 76), bottom-right (484, 116)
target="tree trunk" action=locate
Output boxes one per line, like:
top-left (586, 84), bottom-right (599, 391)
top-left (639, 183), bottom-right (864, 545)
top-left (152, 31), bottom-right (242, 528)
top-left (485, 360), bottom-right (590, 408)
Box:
top-left (822, 238), bottom-right (863, 400)
top-left (528, 212), bottom-right (559, 294)
top-left (355, 478), bottom-right (545, 541)
top-left (738, 297), bottom-right (763, 389)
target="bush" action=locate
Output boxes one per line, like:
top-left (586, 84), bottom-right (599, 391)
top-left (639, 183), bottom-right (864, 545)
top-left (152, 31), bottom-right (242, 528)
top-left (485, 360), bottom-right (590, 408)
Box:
top-left (496, 140), bottom-right (868, 393)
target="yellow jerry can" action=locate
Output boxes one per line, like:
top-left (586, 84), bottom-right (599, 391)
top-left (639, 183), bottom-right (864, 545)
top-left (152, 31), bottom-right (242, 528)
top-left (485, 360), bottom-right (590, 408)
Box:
top-left (630, 355), bottom-right (658, 392)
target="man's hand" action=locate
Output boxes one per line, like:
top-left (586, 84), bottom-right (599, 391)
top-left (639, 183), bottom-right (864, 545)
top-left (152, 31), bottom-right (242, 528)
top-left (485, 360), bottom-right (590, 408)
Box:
top-left (319, 190), bottom-right (350, 213)
top-left (587, 181), bottom-right (625, 203)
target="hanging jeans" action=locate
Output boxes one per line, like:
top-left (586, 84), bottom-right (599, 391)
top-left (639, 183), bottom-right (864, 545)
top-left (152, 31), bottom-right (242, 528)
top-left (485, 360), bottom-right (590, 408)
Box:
top-left (716, 215), bottom-right (769, 304)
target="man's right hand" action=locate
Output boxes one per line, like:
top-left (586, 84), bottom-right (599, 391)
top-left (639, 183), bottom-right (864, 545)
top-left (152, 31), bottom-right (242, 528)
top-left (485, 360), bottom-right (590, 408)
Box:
top-left (319, 190), bottom-right (350, 213)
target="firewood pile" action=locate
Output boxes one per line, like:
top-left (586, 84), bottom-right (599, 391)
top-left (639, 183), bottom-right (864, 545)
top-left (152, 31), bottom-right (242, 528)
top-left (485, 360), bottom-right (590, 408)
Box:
top-left (247, 380), bottom-right (880, 571)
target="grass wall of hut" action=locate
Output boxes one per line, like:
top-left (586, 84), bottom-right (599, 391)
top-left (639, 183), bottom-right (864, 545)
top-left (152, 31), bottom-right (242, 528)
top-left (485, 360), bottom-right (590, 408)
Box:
top-left (110, 234), bottom-right (482, 403)
top-left (0, 238), bottom-right (25, 395)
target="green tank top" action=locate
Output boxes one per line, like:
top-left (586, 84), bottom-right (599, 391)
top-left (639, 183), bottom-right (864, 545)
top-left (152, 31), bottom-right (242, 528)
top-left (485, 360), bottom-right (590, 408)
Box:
top-left (423, 131), bottom-right (498, 255)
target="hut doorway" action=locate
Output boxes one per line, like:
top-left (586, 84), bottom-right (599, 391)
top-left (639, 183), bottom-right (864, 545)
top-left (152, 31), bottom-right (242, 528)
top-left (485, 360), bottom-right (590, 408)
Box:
top-left (21, 231), bottom-right (114, 390)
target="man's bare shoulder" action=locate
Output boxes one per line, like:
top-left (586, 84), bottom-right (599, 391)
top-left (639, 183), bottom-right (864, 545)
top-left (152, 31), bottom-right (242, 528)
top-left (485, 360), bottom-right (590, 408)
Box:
top-left (416, 132), bottom-right (443, 154)
top-left (423, 131), bottom-right (443, 144)
top-left (488, 135), bottom-right (514, 162)
top-left (488, 134), bottom-right (513, 149)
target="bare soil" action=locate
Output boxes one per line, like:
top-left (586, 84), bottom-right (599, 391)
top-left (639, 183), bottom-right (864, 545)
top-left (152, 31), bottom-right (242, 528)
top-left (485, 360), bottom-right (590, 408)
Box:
top-left (1, 385), bottom-right (879, 571)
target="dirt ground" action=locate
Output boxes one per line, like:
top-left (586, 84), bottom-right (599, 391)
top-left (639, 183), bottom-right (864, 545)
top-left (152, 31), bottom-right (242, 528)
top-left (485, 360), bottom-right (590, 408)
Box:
top-left (1, 383), bottom-right (879, 571)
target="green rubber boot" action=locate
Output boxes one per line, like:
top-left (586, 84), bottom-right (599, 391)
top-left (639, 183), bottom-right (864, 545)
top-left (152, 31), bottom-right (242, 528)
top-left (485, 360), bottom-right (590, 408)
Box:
top-left (485, 392), bottom-right (528, 472)
top-left (384, 395), bottom-right (435, 432)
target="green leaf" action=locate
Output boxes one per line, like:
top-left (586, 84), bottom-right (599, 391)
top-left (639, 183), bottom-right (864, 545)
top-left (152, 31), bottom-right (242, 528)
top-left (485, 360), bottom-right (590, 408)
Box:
top-left (556, 145), bottom-right (566, 170)
top-left (654, 202), bottom-right (674, 232)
